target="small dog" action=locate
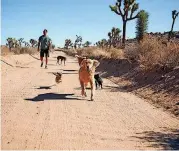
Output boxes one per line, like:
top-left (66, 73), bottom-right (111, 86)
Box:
top-left (94, 74), bottom-right (103, 89)
top-left (75, 55), bottom-right (86, 66)
top-left (57, 56), bottom-right (66, 65)
top-left (79, 58), bottom-right (100, 101)
top-left (52, 72), bottom-right (62, 84)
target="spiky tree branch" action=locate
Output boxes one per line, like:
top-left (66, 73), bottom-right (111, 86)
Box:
top-left (109, 0), bottom-right (141, 47)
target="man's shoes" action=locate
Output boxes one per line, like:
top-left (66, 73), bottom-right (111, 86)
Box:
top-left (41, 62), bottom-right (43, 67)
top-left (45, 65), bottom-right (47, 69)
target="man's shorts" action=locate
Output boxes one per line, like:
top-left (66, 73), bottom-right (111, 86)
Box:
top-left (40, 49), bottom-right (49, 57)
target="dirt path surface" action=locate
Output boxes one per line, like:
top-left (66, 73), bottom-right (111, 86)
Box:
top-left (1, 51), bottom-right (179, 150)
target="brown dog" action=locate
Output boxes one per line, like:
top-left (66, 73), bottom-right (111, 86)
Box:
top-left (79, 58), bottom-right (100, 101)
top-left (75, 55), bottom-right (86, 66)
top-left (57, 56), bottom-right (66, 65)
top-left (52, 72), bottom-right (62, 84)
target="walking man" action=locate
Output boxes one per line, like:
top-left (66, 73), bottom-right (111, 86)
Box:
top-left (38, 29), bottom-right (52, 69)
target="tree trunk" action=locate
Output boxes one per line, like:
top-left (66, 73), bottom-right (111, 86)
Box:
top-left (168, 18), bottom-right (175, 41)
top-left (122, 21), bottom-right (127, 47)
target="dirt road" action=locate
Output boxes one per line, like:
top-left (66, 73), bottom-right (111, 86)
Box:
top-left (1, 51), bottom-right (179, 150)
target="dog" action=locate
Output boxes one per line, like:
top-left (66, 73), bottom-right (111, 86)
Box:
top-left (52, 72), bottom-right (62, 84)
top-left (94, 74), bottom-right (103, 89)
top-left (75, 55), bottom-right (86, 66)
top-left (79, 58), bottom-right (100, 101)
top-left (57, 56), bottom-right (66, 65)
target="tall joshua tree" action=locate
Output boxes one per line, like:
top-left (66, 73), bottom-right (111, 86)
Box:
top-left (109, 0), bottom-right (141, 47)
top-left (136, 10), bottom-right (149, 42)
top-left (168, 10), bottom-right (179, 41)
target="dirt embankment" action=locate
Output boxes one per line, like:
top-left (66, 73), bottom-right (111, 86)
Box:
top-left (61, 46), bottom-right (179, 116)
top-left (61, 47), bottom-right (179, 116)
top-left (95, 58), bottom-right (179, 116)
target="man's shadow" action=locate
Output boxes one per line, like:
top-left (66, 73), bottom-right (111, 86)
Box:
top-left (25, 93), bottom-right (83, 102)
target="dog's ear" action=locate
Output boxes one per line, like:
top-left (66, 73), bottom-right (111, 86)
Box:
top-left (80, 59), bottom-right (87, 67)
top-left (93, 60), bottom-right (100, 68)
top-left (57, 72), bottom-right (62, 76)
top-left (52, 72), bottom-right (57, 76)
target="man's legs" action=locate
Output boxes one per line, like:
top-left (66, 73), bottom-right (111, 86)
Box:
top-left (40, 50), bottom-right (44, 67)
top-left (45, 56), bottom-right (48, 68)
top-left (44, 50), bottom-right (49, 69)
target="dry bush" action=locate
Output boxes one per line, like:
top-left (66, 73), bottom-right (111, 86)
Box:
top-left (77, 47), bottom-right (110, 58)
top-left (135, 36), bottom-right (179, 71)
top-left (109, 48), bottom-right (124, 59)
top-left (1, 46), bottom-right (13, 56)
top-left (13, 47), bottom-right (37, 55)
top-left (74, 47), bottom-right (124, 59)
top-left (123, 44), bottom-right (139, 61)
top-left (62, 49), bottom-right (77, 56)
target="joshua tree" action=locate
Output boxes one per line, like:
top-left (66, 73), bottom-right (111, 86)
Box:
top-left (96, 39), bottom-right (108, 48)
top-left (168, 10), bottom-right (179, 41)
top-left (6, 38), bottom-right (14, 51)
top-left (24, 42), bottom-right (30, 47)
top-left (96, 41), bottom-right (101, 47)
top-left (30, 39), bottom-right (38, 47)
top-left (109, 0), bottom-right (141, 47)
top-left (6, 38), bottom-right (18, 51)
top-left (102, 39), bottom-right (108, 48)
top-left (96, 41), bottom-right (103, 48)
top-left (136, 10), bottom-right (149, 42)
top-left (108, 27), bottom-right (121, 48)
top-left (21, 40), bottom-right (29, 47)
top-left (64, 39), bottom-right (73, 49)
top-left (83, 41), bottom-right (91, 47)
top-left (74, 35), bottom-right (82, 49)
top-left (17, 38), bottom-right (24, 47)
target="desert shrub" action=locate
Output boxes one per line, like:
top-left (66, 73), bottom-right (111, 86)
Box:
top-left (110, 48), bottom-right (124, 59)
top-left (76, 47), bottom-right (111, 59)
top-left (136, 36), bottom-right (179, 71)
top-left (13, 47), bottom-right (36, 55)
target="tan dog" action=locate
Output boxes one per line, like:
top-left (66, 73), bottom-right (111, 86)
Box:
top-left (52, 72), bottom-right (62, 84)
top-left (79, 58), bottom-right (100, 101)
top-left (75, 55), bottom-right (86, 66)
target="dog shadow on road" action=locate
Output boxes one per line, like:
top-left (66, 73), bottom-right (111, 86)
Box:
top-left (25, 93), bottom-right (83, 101)
top-left (63, 69), bottom-right (78, 72)
top-left (33, 84), bottom-right (56, 90)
